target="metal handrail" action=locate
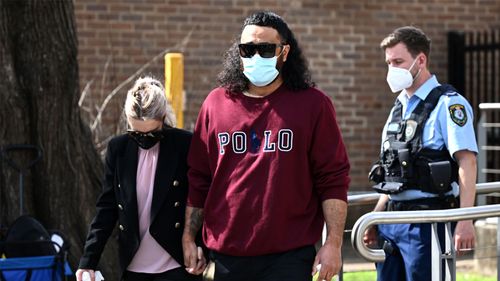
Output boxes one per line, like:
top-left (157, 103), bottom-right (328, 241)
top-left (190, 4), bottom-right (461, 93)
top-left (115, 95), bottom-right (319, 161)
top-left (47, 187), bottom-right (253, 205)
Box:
top-left (475, 181), bottom-right (500, 194)
top-left (347, 193), bottom-right (380, 206)
top-left (349, 181), bottom-right (500, 264)
top-left (351, 204), bottom-right (500, 262)
top-left (348, 181), bottom-right (500, 206)
top-left (482, 146), bottom-right (500, 151)
top-left (479, 103), bottom-right (500, 110)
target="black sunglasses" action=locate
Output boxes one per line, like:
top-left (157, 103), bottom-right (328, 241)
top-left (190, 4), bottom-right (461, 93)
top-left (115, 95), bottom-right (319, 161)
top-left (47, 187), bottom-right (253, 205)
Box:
top-left (238, 43), bottom-right (284, 58)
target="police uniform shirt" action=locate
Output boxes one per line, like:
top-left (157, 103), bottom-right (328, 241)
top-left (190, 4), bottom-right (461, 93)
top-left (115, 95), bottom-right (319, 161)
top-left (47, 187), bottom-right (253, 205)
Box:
top-left (381, 75), bottom-right (478, 201)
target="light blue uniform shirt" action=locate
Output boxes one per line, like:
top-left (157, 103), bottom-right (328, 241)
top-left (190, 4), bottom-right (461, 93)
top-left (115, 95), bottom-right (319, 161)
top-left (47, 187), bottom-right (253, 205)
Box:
top-left (381, 75), bottom-right (478, 200)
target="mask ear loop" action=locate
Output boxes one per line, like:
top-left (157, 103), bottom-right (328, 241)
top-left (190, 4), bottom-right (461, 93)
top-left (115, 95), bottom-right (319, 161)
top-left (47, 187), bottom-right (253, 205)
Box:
top-left (412, 68), bottom-right (422, 82)
top-left (406, 56), bottom-right (422, 82)
top-left (408, 56), bottom-right (418, 71)
top-left (409, 56), bottom-right (422, 82)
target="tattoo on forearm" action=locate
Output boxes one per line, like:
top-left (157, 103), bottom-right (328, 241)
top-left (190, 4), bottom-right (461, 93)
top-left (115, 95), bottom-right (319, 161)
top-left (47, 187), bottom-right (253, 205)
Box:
top-left (188, 207), bottom-right (204, 236)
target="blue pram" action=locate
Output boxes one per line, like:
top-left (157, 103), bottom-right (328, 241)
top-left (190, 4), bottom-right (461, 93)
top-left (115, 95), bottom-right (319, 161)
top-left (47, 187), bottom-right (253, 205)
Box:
top-left (0, 216), bottom-right (72, 281)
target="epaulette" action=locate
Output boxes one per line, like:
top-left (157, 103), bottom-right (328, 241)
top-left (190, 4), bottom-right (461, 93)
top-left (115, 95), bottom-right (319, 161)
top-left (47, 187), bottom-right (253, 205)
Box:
top-left (443, 91), bottom-right (458, 96)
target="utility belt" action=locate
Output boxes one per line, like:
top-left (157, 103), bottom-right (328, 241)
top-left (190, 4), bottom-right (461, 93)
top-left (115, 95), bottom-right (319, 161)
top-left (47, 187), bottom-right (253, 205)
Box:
top-left (369, 147), bottom-right (458, 195)
top-left (386, 195), bottom-right (459, 211)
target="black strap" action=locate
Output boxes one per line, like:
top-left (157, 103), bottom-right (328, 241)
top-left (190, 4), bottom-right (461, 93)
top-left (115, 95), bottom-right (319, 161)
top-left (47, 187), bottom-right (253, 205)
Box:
top-left (385, 84), bottom-right (456, 150)
top-left (387, 195), bottom-right (459, 211)
top-left (408, 84), bottom-right (456, 154)
top-left (381, 100), bottom-right (403, 159)
top-left (391, 99), bottom-right (403, 125)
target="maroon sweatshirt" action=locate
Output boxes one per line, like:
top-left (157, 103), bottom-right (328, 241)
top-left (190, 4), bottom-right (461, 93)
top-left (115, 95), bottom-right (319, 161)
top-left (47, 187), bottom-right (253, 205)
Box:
top-left (187, 85), bottom-right (350, 256)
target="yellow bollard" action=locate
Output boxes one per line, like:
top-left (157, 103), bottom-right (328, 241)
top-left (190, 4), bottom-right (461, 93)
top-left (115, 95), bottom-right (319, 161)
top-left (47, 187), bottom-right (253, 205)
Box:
top-left (164, 53), bottom-right (184, 128)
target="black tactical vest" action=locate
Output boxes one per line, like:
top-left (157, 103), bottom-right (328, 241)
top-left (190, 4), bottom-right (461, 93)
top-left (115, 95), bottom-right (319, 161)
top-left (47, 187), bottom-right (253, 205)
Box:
top-left (369, 84), bottom-right (459, 195)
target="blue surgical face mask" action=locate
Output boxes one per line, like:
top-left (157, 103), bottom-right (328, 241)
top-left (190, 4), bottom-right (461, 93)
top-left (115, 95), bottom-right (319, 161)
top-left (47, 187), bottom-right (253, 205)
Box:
top-left (241, 54), bottom-right (279, 87)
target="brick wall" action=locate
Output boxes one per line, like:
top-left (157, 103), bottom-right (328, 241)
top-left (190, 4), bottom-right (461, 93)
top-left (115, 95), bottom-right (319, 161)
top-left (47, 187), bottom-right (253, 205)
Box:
top-left (75, 0), bottom-right (500, 190)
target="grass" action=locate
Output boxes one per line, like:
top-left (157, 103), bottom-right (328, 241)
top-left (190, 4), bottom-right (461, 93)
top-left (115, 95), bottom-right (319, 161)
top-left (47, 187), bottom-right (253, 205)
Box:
top-left (313, 271), bottom-right (496, 281)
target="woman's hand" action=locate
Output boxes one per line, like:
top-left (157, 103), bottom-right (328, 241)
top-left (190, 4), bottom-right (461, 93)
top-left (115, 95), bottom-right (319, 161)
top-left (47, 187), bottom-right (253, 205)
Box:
top-left (76, 269), bottom-right (95, 281)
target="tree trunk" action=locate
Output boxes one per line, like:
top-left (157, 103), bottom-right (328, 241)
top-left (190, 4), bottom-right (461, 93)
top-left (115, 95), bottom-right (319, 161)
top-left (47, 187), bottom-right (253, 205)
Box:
top-left (0, 0), bottom-right (119, 279)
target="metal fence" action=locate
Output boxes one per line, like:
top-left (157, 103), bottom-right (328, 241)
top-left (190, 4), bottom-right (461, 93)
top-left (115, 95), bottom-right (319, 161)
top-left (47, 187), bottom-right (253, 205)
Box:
top-left (448, 30), bottom-right (500, 183)
top-left (448, 30), bottom-right (500, 117)
top-left (477, 104), bottom-right (500, 188)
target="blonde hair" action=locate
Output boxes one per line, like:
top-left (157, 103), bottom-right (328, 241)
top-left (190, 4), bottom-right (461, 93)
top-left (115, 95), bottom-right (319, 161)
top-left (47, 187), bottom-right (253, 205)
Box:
top-left (124, 76), bottom-right (176, 127)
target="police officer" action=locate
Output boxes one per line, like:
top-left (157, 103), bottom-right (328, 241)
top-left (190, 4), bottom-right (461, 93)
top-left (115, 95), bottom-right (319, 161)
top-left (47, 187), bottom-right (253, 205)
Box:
top-left (363, 26), bottom-right (478, 281)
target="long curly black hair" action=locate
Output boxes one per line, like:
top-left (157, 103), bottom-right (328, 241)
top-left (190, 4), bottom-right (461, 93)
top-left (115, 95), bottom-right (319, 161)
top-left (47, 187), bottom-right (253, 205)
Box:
top-left (217, 11), bottom-right (315, 93)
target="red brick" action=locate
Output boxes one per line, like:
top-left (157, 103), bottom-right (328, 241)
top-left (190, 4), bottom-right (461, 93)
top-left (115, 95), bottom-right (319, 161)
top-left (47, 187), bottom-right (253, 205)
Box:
top-left (86, 4), bottom-right (108, 12)
top-left (75, 0), bottom-right (500, 190)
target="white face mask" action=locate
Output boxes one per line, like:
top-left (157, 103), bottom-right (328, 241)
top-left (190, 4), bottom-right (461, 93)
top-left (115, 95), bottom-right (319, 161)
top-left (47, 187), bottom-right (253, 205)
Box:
top-left (386, 58), bottom-right (420, 93)
top-left (241, 54), bottom-right (280, 87)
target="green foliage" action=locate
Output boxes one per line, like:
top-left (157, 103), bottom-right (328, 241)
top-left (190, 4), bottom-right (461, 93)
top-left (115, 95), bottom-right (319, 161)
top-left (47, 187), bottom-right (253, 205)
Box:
top-left (456, 272), bottom-right (496, 281)
top-left (342, 271), bottom-right (376, 281)
top-left (313, 271), bottom-right (496, 281)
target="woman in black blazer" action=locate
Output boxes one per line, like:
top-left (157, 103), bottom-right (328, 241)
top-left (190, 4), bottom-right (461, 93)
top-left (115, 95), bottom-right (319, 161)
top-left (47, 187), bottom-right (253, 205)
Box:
top-left (76, 77), bottom-right (206, 281)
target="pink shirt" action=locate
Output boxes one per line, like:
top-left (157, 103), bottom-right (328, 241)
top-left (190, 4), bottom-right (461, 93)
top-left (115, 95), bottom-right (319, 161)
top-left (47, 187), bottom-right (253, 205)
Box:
top-left (127, 143), bottom-right (181, 273)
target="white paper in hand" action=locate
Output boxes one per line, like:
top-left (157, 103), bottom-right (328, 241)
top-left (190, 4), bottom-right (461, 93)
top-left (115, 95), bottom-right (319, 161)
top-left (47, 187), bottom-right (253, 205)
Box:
top-left (313, 264), bottom-right (339, 281)
top-left (82, 271), bottom-right (105, 281)
top-left (82, 272), bottom-right (90, 281)
top-left (316, 264), bottom-right (322, 272)
top-left (95, 271), bottom-right (105, 281)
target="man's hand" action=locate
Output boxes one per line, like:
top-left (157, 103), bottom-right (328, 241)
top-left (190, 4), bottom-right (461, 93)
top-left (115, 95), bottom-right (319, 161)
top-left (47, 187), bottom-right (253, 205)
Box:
top-left (453, 150), bottom-right (477, 256)
top-left (454, 220), bottom-right (475, 255)
top-left (313, 199), bottom-right (346, 280)
top-left (182, 237), bottom-right (206, 275)
top-left (362, 195), bottom-right (388, 249)
top-left (312, 242), bottom-right (342, 281)
top-left (183, 206), bottom-right (205, 275)
top-left (363, 225), bottom-right (378, 248)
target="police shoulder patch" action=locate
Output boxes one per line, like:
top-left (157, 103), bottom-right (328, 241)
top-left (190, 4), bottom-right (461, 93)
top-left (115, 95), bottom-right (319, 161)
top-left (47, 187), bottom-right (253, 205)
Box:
top-left (449, 104), bottom-right (467, 126)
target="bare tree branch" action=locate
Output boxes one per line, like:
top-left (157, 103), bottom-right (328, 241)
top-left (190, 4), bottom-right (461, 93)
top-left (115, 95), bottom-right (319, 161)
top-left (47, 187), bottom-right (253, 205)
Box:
top-left (90, 27), bottom-right (195, 131)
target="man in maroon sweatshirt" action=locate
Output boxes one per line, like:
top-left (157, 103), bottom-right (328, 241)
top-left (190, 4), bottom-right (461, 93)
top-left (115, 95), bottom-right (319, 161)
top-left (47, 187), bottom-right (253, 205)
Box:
top-left (182, 11), bottom-right (350, 281)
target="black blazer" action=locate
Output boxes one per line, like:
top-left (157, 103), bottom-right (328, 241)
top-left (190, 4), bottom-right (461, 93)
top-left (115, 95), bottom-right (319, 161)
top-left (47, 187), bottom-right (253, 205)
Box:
top-left (79, 127), bottom-right (197, 275)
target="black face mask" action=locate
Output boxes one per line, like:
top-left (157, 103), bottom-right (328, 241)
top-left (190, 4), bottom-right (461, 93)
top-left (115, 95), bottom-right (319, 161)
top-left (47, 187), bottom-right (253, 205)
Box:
top-left (127, 129), bottom-right (164, 149)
